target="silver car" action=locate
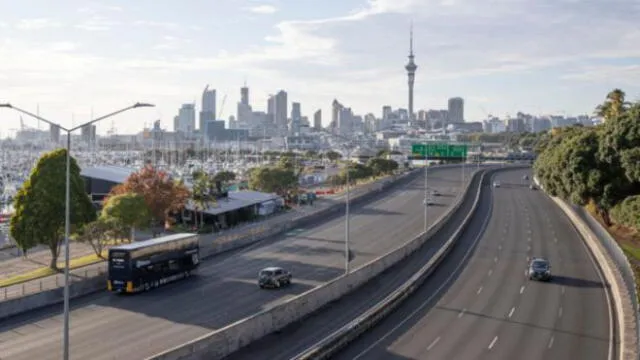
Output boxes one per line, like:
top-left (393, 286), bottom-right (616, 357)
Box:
top-left (258, 267), bottom-right (292, 289)
top-left (527, 258), bottom-right (551, 281)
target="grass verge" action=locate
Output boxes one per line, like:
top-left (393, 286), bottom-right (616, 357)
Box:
top-left (586, 206), bottom-right (640, 303)
top-left (0, 250), bottom-right (107, 288)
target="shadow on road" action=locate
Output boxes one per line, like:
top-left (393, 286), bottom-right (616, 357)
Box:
top-left (547, 275), bottom-right (605, 289)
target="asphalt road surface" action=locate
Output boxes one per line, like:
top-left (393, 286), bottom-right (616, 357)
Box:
top-left (337, 168), bottom-right (613, 360)
top-left (0, 166), bottom-right (472, 360)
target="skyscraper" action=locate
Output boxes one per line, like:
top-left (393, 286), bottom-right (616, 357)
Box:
top-left (290, 102), bottom-right (301, 135)
top-left (240, 85), bottom-right (249, 106)
top-left (448, 97), bottom-right (464, 123)
top-left (313, 109), bottom-right (322, 130)
top-left (177, 103), bottom-right (196, 133)
top-left (274, 90), bottom-right (288, 133)
top-left (405, 25), bottom-right (417, 121)
top-left (201, 85), bottom-right (216, 132)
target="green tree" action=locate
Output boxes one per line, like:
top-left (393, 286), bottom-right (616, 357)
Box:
top-left (325, 150), bottom-right (342, 161)
top-left (102, 192), bottom-right (151, 241)
top-left (9, 148), bottom-right (95, 268)
top-left (75, 217), bottom-right (116, 258)
top-left (367, 158), bottom-right (398, 176)
top-left (191, 171), bottom-right (217, 228)
top-left (249, 167), bottom-right (297, 196)
top-left (596, 88), bottom-right (631, 121)
top-left (213, 170), bottom-right (236, 183)
top-left (611, 195), bottom-right (640, 230)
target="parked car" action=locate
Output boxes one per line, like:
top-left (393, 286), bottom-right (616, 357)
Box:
top-left (493, 181), bottom-right (501, 188)
top-left (258, 267), bottom-right (292, 289)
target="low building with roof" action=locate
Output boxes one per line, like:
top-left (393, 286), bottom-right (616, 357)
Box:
top-left (80, 165), bottom-right (138, 202)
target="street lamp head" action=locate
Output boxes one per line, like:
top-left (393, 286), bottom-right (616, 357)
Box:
top-left (133, 102), bottom-right (155, 108)
top-left (0, 103), bottom-right (12, 108)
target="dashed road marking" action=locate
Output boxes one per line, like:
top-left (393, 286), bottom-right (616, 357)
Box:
top-left (527, 237), bottom-right (531, 242)
top-left (558, 307), bottom-right (563, 318)
top-left (508, 307), bottom-right (516, 318)
top-left (427, 337), bottom-right (441, 351)
top-left (488, 269), bottom-right (493, 277)
top-left (488, 336), bottom-right (498, 350)
top-left (520, 286), bottom-right (525, 294)
top-left (498, 245), bottom-right (502, 251)
top-left (477, 286), bottom-right (483, 295)
top-left (561, 286), bottom-right (565, 295)
top-left (548, 336), bottom-right (555, 349)
top-left (494, 256), bottom-right (498, 263)
top-left (527, 245), bottom-right (531, 252)
top-left (458, 308), bottom-right (466, 318)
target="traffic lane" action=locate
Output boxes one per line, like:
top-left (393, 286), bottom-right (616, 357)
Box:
top-left (0, 167), bottom-right (466, 360)
top-left (227, 168), bottom-right (487, 360)
top-left (338, 168), bottom-right (610, 360)
top-left (333, 171), bottom-right (494, 360)
top-left (491, 171), bottom-right (610, 360)
top-left (335, 169), bottom-right (527, 360)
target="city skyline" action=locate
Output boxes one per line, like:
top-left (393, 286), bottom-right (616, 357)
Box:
top-left (1, 0), bottom-right (638, 135)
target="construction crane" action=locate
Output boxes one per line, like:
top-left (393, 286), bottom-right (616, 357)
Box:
top-left (217, 94), bottom-right (227, 119)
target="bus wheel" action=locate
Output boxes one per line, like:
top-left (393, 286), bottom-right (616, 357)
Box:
top-left (144, 283), bottom-right (150, 291)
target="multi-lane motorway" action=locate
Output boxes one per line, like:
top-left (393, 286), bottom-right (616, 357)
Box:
top-left (0, 166), bottom-right (471, 360)
top-left (337, 168), bottom-right (613, 360)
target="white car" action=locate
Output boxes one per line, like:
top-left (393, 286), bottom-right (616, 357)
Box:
top-left (424, 197), bottom-right (435, 206)
top-left (493, 181), bottom-right (501, 188)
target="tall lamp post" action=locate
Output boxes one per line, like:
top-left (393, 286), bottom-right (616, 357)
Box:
top-left (0, 102), bottom-right (154, 360)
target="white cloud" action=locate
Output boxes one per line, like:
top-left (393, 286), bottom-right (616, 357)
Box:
top-left (152, 36), bottom-right (193, 51)
top-left (48, 42), bottom-right (78, 52)
top-left (133, 20), bottom-right (180, 30)
top-left (75, 17), bottom-right (118, 31)
top-left (562, 65), bottom-right (640, 86)
top-left (77, 4), bottom-right (123, 14)
top-left (246, 5), bottom-right (278, 14)
top-left (16, 18), bottom-right (62, 30)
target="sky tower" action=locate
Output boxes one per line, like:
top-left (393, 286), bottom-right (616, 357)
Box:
top-left (405, 24), bottom-right (417, 121)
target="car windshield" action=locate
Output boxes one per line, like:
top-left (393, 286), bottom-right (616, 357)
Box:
top-left (532, 261), bottom-right (549, 270)
top-left (260, 270), bottom-right (273, 276)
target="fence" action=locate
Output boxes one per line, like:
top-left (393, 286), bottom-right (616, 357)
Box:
top-left (0, 172), bottom-right (407, 302)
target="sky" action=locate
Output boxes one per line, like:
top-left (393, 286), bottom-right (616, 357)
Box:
top-left (1, 0), bottom-right (640, 136)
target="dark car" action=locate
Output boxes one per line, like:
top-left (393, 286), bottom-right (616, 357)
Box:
top-left (527, 258), bottom-right (551, 281)
top-left (258, 267), bottom-right (292, 288)
top-left (530, 184), bottom-right (537, 190)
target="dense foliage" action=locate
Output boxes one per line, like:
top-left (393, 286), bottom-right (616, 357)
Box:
top-left (248, 166), bottom-right (298, 195)
top-left (534, 89), bottom-right (640, 228)
top-left (101, 192), bottom-right (151, 241)
top-left (107, 165), bottom-right (190, 231)
top-left (9, 148), bottom-right (96, 268)
top-left (328, 158), bottom-right (399, 186)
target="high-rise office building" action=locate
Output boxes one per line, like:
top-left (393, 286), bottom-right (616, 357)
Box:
top-left (274, 90), bottom-right (288, 132)
top-left (313, 109), bottom-right (322, 130)
top-left (200, 85), bottom-right (216, 132)
top-left (176, 103), bottom-right (196, 133)
top-left (447, 97), bottom-right (464, 123)
top-left (405, 25), bottom-right (417, 121)
top-left (290, 102), bottom-right (301, 135)
top-left (50, 124), bottom-right (60, 143)
top-left (240, 85), bottom-right (249, 106)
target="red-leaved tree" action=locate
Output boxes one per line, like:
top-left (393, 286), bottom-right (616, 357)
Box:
top-left (107, 165), bottom-right (190, 233)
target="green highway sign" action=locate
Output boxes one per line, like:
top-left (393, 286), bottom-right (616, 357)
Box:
top-left (411, 143), bottom-right (468, 158)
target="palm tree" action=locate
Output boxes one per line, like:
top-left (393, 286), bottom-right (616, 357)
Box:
top-left (596, 88), bottom-right (631, 121)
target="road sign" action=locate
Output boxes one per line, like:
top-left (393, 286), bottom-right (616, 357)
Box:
top-left (411, 143), bottom-right (468, 158)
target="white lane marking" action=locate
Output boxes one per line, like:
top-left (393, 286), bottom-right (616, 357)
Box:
top-left (527, 237), bottom-right (531, 242)
top-left (558, 307), bottom-right (563, 318)
top-left (488, 269), bottom-right (493, 277)
top-left (520, 286), bottom-right (525, 294)
top-left (498, 245), bottom-right (502, 251)
top-left (488, 336), bottom-right (498, 350)
top-left (508, 307), bottom-right (515, 318)
top-left (427, 337), bottom-right (441, 351)
top-left (561, 286), bottom-right (565, 295)
top-left (554, 237), bottom-right (558, 243)
top-left (548, 336), bottom-right (555, 349)
top-left (527, 245), bottom-right (531, 252)
top-left (349, 186), bottom-right (496, 360)
top-left (494, 256), bottom-right (498, 263)
top-left (458, 308), bottom-right (466, 318)
top-left (477, 286), bottom-right (483, 295)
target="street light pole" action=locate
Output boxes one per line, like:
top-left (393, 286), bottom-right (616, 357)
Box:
top-left (345, 158), bottom-right (350, 274)
top-left (0, 102), bottom-right (154, 360)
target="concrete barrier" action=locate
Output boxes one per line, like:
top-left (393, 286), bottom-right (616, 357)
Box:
top-left (0, 167), bottom-right (429, 321)
top-left (145, 167), bottom-right (488, 360)
top-left (549, 196), bottom-right (637, 360)
top-left (290, 167), bottom-right (513, 359)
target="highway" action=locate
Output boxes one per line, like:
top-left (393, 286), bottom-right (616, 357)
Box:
top-left (336, 168), bottom-right (613, 360)
top-left (0, 166), bottom-right (471, 360)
